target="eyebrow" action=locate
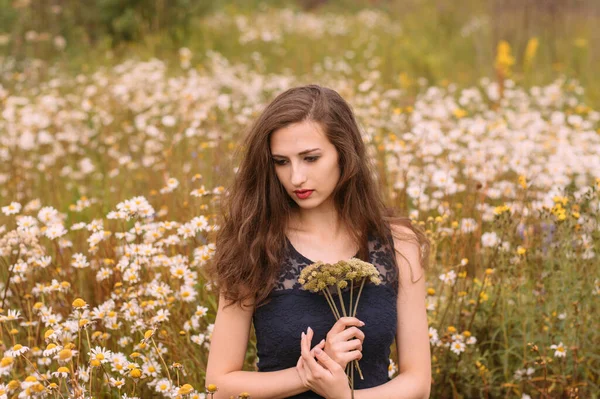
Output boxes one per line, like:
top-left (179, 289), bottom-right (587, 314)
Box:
top-left (271, 148), bottom-right (321, 158)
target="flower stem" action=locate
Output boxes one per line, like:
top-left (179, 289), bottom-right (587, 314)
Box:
top-left (1, 248), bottom-right (19, 308)
top-left (336, 285), bottom-right (347, 317)
top-left (351, 278), bottom-right (366, 318)
top-left (323, 289), bottom-right (341, 320)
top-left (349, 279), bottom-right (354, 317)
top-left (354, 359), bottom-right (364, 380)
top-left (350, 278), bottom-right (366, 380)
top-left (151, 337), bottom-right (172, 383)
top-left (85, 328), bottom-right (92, 353)
top-left (350, 360), bottom-right (355, 399)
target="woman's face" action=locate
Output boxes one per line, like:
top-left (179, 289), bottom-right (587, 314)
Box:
top-left (270, 120), bottom-right (340, 212)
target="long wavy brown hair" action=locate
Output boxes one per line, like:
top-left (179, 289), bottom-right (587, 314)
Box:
top-left (205, 84), bottom-right (429, 310)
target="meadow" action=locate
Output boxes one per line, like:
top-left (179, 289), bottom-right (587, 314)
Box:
top-left (1, 1), bottom-right (599, 398)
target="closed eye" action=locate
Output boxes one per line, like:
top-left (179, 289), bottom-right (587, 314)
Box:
top-left (272, 156), bottom-right (320, 165)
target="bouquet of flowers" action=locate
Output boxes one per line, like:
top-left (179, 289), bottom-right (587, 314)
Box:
top-left (298, 258), bottom-right (382, 395)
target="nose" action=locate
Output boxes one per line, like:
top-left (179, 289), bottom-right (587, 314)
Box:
top-left (290, 163), bottom-right (307, 187)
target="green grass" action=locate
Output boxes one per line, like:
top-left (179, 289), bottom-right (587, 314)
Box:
top-left (1, 1), bottom-right (599, 106)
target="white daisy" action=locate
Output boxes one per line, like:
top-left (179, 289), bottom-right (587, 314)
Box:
top-left (550, 342), bottom-right (567, 358)
top-left (388, 358), bottom-right (398, 378)
top-left (109, 377), bottom-right (125, 389)
top-left (2, 202), bottom-right (22, 215)
top-left (6, 344), bottom-right (29, 357)
top-left (88, 346), bottom-right (112, 364)
top-left (195, 306), bottom-right (208, 318)
top-left (154, 378), bottom-right (171, 393)
top-left (481, 232), bottom-right (500, 247)
top-left (450, 340), bottom-right (466, 355)
top-left (439, 270), bottom-right (457, 286)
top-left (43, 343), bottom-right (61, 357)
top-left (460, 218), bottom-right (478, 234)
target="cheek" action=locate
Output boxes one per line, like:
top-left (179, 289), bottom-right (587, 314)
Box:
top-left (327, 157), bottom-right (341, 180)
top-left (274, 169), bottom-right (288, 188)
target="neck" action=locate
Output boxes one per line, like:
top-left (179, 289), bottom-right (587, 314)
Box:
top-left (288, 204), bottom-right (345, 237)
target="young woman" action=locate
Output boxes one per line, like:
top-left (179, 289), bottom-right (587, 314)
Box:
top-left (205, 85), bottom-right (431, 399)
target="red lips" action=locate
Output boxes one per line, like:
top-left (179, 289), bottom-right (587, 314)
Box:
top-left (294, 190), bottom-right (314, 199)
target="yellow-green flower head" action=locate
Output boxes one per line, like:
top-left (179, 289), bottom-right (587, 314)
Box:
top-left (300, 259), bottom-right (382, 293)
top-left (206, 384), bottom-right (218, 393)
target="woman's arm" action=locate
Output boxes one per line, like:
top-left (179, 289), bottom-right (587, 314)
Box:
top-left (356, 225), bottom-right (431, 399)
top-left (205, 292), bottom-right (309, 399)
top-left (210, 368), bottom-right (307, 399)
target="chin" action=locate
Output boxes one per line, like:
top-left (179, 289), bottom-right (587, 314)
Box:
top-left (294, 199), bottom-right (317, 208)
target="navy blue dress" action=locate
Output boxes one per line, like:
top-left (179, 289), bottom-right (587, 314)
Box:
top-left (252, 231), bottom-right (399, 398)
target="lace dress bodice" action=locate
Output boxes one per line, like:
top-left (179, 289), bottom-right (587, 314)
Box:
top-left (252, 231), bottom-right (399, 398)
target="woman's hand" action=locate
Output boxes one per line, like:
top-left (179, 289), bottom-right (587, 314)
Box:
top-left (324, 317), bottom-right (365, 370)
top-left (296, 326), bottom-right (352, 399)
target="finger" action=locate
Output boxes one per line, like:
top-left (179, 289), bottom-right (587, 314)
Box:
top-left (300, 332), bottom-right (315, 382)
top-left (314, 345), bottom-right (342, 373)
top-left (328, 317), bottom-right (365, 336)
top-left (336, 338), bottom-right (362, 352)
top-left (310, 339), bottom-right (326, 357)
top-left (344, 349), bottom-right (363, 363)
top-left (310, 339), bottom-right (325, 351)
top-left (337, 326), bottom-right (365, 343)
top-left (302, 329), bottom-right (324, 376)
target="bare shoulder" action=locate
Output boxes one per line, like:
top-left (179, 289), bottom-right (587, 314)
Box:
top-left (390, 223), bottom-right (418, 242)
top-left (389, 223), bottom-right (425, 283)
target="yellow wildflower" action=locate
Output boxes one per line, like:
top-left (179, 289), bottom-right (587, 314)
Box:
top-left (524, 38), bottom-right (539, 69)
top-left (574, 38), bottom-right (588, 48)
top-left (178, 384), bottom-right (194, 395)
top-left (453, 108), bottom-right (467, 119)
top-left (58, 348), bottom-right (73, 361)
top-left (0, 357), bottom-right (13, 367)
top-left (72, 298), bottom-right (87, 308)
top-left (494, 204), bottom-right (511, 215)
top-left (130, 368), bottom-right (142, 378)
top-left (206, 384), bottom-right (218, 393)
top-left (495, 40), bottom-right (515, 76)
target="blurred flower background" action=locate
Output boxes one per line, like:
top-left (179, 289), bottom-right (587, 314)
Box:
top-left (0, 0), bottom-right (599, 398)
